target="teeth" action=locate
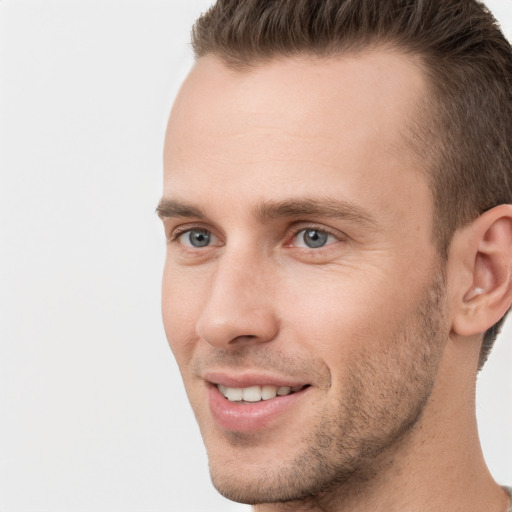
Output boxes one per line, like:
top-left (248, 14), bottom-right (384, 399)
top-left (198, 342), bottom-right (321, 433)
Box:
top-left (277, 386), bottom-right (291, 396)
top-left (225, 387), bottom-right (242, 401)
top-left (242, 386), bottom-right (262, 402)
top-left (217, 384), bottom-right (304, 402)
top-left (261, 385), bottom-right (277, 400)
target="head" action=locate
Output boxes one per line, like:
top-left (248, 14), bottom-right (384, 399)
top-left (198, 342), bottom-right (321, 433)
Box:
top-left (192, 0), bottom-right (512, 367)
top-left (159, 0), bottom-right (512, 507)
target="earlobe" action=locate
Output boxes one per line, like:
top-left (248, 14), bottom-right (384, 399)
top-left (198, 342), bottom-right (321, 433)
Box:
top-left (452, 204), bottom-right (512, 337)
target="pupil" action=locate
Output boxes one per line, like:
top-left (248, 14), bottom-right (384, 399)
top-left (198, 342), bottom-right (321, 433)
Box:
top-left (304, 229), bottom-right (328, 248)
top-left (189, 230), bottom-right (210, 247)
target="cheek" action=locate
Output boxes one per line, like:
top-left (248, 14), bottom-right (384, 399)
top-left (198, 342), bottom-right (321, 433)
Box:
top-left (161, 263), bottom-right (205, 363)
top-left (277, 267), bottom-right (422, 377)
top-left (281, 270), bottom-right (402, 337)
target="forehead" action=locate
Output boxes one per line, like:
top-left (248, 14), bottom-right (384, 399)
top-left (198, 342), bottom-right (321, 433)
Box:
top-left (163, 50), bottom-right (431, 227)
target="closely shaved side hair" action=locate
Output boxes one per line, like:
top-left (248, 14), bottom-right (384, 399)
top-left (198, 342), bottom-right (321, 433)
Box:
top-left (190, 0), bottom-right (512, 368)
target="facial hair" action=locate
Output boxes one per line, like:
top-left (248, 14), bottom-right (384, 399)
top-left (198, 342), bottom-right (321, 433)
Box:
top-left (203, 271), bottom-right (448, 506)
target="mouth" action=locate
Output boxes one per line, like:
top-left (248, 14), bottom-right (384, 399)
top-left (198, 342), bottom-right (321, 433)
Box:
top-left (216, 383), bottom-right (309, 403)
top-left (205, 376), bottom-right (312, 432)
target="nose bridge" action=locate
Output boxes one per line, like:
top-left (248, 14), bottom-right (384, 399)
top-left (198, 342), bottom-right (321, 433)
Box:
top-left (195, 245), bottom-right (278, 348)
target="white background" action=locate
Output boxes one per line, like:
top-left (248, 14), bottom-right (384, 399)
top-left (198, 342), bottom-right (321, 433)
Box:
top-left (0, 1), bottom-right (511, 511)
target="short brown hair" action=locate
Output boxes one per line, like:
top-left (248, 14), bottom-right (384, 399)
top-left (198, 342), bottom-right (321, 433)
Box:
top-left (191, 0), bottom-right (512, 368)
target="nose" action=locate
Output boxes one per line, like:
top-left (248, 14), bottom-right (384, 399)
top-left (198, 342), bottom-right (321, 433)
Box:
top-left (195, 252), bottom-right (279, 349)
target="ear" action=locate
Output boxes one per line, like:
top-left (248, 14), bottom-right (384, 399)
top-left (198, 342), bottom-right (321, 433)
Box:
top-left (451, 204), bottom-right (512, 337)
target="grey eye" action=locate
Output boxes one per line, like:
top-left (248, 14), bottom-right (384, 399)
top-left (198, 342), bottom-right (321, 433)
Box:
top-left (184, 229), bottom-right (211, 247)
top-left (302, 229), bottom-right (329, 248)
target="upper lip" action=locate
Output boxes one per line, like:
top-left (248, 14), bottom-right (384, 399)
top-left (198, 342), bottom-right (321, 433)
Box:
top-left (203, 370), bottom-right (309, 389)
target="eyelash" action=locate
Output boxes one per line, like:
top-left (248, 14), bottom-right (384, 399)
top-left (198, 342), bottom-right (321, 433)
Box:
top-left (168, 224), bottom-right (216, 244)
top-left (286, 225), bottom-right (341, 249)
top-left (168, 223), bottom-right (344, 252)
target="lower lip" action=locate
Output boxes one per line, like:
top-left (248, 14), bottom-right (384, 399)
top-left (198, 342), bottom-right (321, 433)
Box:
top-left (208, 385), bottom-right (310, 432)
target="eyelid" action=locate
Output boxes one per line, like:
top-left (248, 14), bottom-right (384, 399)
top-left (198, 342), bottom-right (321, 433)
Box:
top-left (285, 223), bottom-right (346, 248)
top-left (167, 222), bottom-right (213, 241)
top-left (168, 223), bottom-right (223, 252)
top-left (169, 225), bottom-right (200, 242)
top-left (165, 221), bottom-right (346, 252)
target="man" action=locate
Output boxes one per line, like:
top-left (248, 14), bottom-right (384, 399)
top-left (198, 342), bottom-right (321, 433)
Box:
top-left (157, 0), bottom-right (512, 510)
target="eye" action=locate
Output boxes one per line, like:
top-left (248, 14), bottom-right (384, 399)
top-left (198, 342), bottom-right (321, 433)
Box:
top-left (293, 228), bottom-right (337, 249)
top-left (177, 228), bottom-right (214, 248)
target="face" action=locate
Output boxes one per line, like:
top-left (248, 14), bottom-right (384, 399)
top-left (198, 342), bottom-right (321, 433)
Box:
top-left (160, 51), bottom-right (449, 505)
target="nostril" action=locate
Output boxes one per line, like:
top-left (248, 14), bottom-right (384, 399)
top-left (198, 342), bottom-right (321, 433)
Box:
top-left (229, 334), bottom-right (258, 343)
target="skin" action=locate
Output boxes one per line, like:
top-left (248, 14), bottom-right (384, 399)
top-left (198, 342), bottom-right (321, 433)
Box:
top-left (160, 51), bottom-right (512, 511)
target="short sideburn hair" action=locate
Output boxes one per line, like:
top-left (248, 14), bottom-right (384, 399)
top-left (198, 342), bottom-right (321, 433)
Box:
top-left (190, 0), bottom-right (512, 369)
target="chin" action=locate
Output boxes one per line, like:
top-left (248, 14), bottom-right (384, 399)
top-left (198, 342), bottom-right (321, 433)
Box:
top-left (209, 461), bottom-right (313, 505)
top-left (204, 433), bottom-right (323, 505)
top-left (203, 421), bottom-right (380, 506)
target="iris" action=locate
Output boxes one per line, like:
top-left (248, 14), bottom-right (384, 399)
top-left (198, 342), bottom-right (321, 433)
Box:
top-left (303, 229), bottom-right (328, 248)
top-left (188, 229), bottom-right (211, 247)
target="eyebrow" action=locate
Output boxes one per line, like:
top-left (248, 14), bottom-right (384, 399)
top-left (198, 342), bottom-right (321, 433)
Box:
top-left (156, 196), bottom-right (378, 227)
top-left (253, 197), bottom-right (378, 226)
top-left (156, 198), bottom-right (205, 220)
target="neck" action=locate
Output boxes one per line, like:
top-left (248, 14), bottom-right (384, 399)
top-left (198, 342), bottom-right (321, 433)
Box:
top-left (253, 336), bottom-right (509, 512)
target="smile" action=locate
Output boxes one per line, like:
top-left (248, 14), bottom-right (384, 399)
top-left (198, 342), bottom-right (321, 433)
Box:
top-left (208, 381), bottom-right (312, 432)
top-left (217, 384), bottom-right (307, 402)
